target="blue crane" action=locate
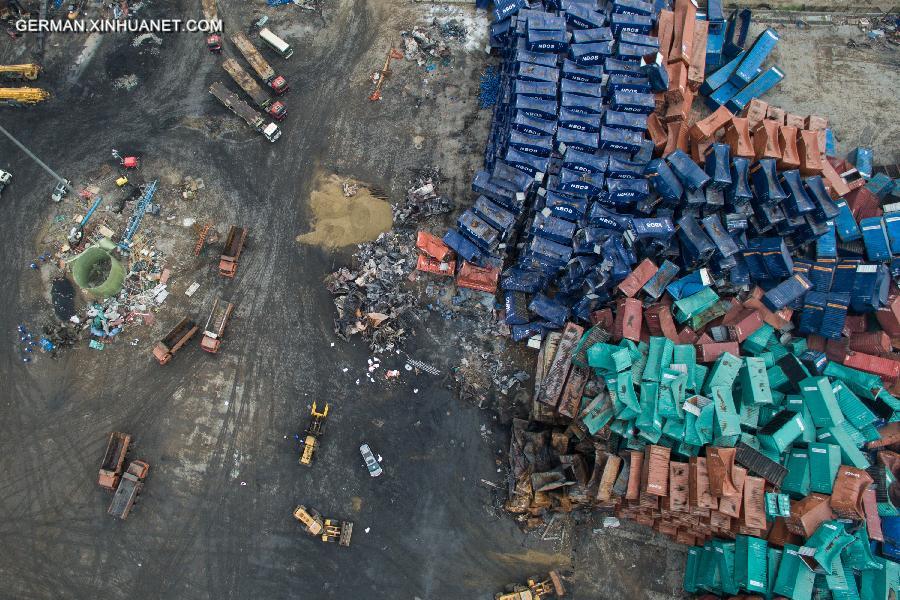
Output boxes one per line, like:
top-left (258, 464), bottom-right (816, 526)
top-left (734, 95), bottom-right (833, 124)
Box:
top-left (68, 195), bottom-right (103, 244)
top-left (118, 179), bottom-right (158, 252)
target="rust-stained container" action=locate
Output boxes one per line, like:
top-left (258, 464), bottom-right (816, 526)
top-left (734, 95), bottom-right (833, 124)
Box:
top-left (665, 60), bottom-right (689, 104)
top-left (709, 510), bottom-right (732, 532)
top-left (665, 92), bottom-right (693, 125)
top-left (557, 365), bottom-right (588, 419)
top-left (785, 113), bottom-right (806, 129)
top-left (752, 119), bottom-right (782, 160)
top-left (642, 445), bottom-right (671, 497)
top-left (597, 455), bottom-right (623, 502)
top-left (416, 254), bottom-right (455, 277)
top-left (669, 0), bottom-right (697, 66)
top-left (657, 9), bottom-right (674, 62)
top-left (415, 231), bottom-right (452, 261)
top-left (455, 261), bottom-right (499, 293)
top-left (742, 99), bottom-right (768, 129)
top-left (626, 450), bottom-right (644, 501)
top-left (743, 295), bottom-right (793, 330)
top-left (617, 258), bottom-right (659, 298)
top-left (844, 351), bottom-right (900, 381)
top-left (786, 492), bottom-right (833, 537)
top-left (590, 307), bottom-right (614, 329)
top-left (741, 475), bottom-right (767, 530)
top-left (825, 338), bottom-right (849, 362)
top-left (648, 112), bottom-right (668, 154)
top-left (777, 125), bottom-right (801, 170)
top-left (842, 314), bottom-right (868, 335)
top-left (690, 135), bottom-right (714, 165)
top-left (799, 129), bottom-right (824, 175)
top-left (698, 341), bottom-right (740, 363)
top-left (668, 461), bottom-right (690, 512)
top-left (876, 294), bottom-right (900, 337)
top-left (829, 466), bottom-right (873, 520)
top-left (863, 488), bottom-right (884, 541)
top-left (727, 309), bottom-right (764, 342)
top-left (848, 331), bottom-right (892, 355)
top-left (614, 297), bottom-right (643, 342)
top-left (691, 105), bottom-right (733, 140)
top-left (766, 516), bottom-right (803, 548)
top-left (806, 334), bottom-right (827, 352)
top-left (689, 457), bottom-right (719, 509)
top-left (766, 105), bottom-right (786, 124)
top-left (706, 447), bottom-right (737, 497)
top-left (846, 186), bottom-right (882, 220)
top-left (725, 116), bottom-right (755, 158)
top-left (805, 114), bottom-right (828, 131)
top-left (717, 465), bottom-right (746, 518)
top-left (676, 529), bottom-right (697, 546)
top-left (537, 322), bottom-right (583, 407)
top-left (821, 158), bottom-right (851, 199)
top-left (678, 326), bottom-right (699, 344)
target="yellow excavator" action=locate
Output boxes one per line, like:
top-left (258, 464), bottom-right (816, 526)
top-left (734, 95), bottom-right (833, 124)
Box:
top-left (0, 64), bottom-right (41, 81)
top-left (495, 571), bottom-right (566, 600)
top-left (299, 402), bottom-right (329, 466)
top-left (292, 505), bottom-right (353, 547)
top-left (0, 88), bottom-right (49, 105)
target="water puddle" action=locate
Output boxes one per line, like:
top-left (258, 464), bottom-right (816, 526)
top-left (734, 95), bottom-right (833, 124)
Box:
top-left (51, 277), bottom-right (77, 321)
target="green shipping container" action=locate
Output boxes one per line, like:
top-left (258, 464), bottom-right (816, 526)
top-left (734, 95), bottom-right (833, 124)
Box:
top-left (773, 544), bottom-right (816, 600)
top-left (800, 376), bottom-right (845, 428)
top-left (807, 442), bottom-right (841, 493)
top-left (781, 448), bottom-right (811, 498)
top-left (734, 535), bottom-right (768, 593)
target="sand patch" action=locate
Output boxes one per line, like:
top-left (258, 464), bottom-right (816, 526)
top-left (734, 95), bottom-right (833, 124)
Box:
top-left (296, 174), bottom-right (393, 249)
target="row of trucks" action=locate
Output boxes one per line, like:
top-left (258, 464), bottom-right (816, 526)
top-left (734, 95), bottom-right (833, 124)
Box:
top-left (98, 432), bottom-right (150, 520)
top-left (209, 82), bottom-right (281, 143)
top-left (222, 58), bottom-right (286, 122)
top-left (152, 225), bottom-right (245, 365)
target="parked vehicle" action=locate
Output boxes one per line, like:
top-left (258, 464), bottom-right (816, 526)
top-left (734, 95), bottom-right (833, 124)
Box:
top-left (200, 298), bottom-right (234, 353)
top-left (208, 82), bottom-right (281, 142)
top-left (222, 58), bottom-right (286, 121)
top-left (219, 225), bottom-right (248, 278)
top-left (0, 169), bottom-right (10, 194)
top-left (496, 571), bottom-right (566, 600)
top-left (359, 443), bottom-right (382, 477)
top-left (51, 179), bottom-right (69, 202)
top-left (98, 432), bottom-right (131, 490)
top-left (292, 505), bottom-right (353, 547)
top-left (153, 317), bottom-right (199, 365)
top-left (230, 31), bottom-right (289, 94)
top-left (259, 27), bottom-right (293, 59)
top-left (299, 402), bottom-right (329, 466)
top-left (108, 460), bottom-right (150, 520)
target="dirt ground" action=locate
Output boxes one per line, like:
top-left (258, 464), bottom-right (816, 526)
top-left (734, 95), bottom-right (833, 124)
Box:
top-left (0, 1), bottom-right (898, 599)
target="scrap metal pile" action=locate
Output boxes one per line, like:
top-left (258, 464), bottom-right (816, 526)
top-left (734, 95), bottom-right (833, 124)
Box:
top-left (413, 0), bottom-right (900, 596)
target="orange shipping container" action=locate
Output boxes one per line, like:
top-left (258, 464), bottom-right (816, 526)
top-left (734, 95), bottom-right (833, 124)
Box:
top-left (455, 261), bottom-right (499, 293)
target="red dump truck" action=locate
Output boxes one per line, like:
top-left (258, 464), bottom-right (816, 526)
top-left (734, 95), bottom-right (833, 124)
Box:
top-left (231, 31), bottom-right (289, 95)
top-left (153, 317), bottom-right (199, 365)
top-left (219, 226), bottom-right (248, 278)
top-left (200, 298), bottom-right (235, 353)
top-left (108, 460), bottom-right (150, 520)
top-left (98, 432), bottom-right (131, 490)
top-left (222, 58), bottom-right (286, 121)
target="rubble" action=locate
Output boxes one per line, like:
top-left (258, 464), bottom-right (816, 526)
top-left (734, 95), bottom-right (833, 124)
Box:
top-left (401, 18), bottom-right (469, 66)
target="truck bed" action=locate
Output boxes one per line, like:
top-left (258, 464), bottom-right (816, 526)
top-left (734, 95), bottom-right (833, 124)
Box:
top-left (223, 226), bottom-right (246, 258)
top-left (209, 83), bottom-right (264, 130)
top-left (161, 317), bottom-right (197, 347)
top-left (100, 432), bottom-right (129, 472)
top-left (230, 32), bottom-right (274, 82)
top-left (108, 474), bottom-right (142, 519)
top-left (222, 58), bottom-right (268, 108)
top-left (205, 300), bottom-right (233, 335)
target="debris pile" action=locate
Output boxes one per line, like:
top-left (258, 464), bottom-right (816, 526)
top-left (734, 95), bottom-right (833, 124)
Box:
top-left (393, 178), bottom-right (452, 224)
top-left (401, 19), bottom-right (468, 66)
top-left (408, 0), bottom-right (900, 595)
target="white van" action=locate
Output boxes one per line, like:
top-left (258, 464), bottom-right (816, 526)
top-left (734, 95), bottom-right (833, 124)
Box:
top-left (259, 28), bottom-right (293, 59)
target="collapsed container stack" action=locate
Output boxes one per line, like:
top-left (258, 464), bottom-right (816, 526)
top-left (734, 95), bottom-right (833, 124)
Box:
top-left (423, 0), bottom-right (900, 596)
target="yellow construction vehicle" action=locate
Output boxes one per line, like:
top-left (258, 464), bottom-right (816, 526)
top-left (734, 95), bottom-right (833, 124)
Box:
top-left (495, 571), bottom-right (566, 600)
top-left (299, 402), bottom-right (329, 466)
top-left (0, 88), bottom-right (49, 105)
top-left (0, 64), bottom-right (41, 81)
top-left (292, 505), bottom-right (353, 547)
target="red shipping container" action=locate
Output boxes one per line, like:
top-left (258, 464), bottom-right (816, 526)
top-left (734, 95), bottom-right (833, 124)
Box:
top-left (455, 261), bottom-right (499, 293)
top-left (613, 297), bottom-right (643, 342)
top-left (416, 254), bottom-right (455, 277)
top-left (844, 351), bottom-right (900, 381)
top-left (806, 334), bottom-right (827, 352)
top-left (727, 310), bottom-right (764, 342)
top-left (785, 113), bottom-right (806, 129)
top-left (724, 117), bottom-right (754, 158)
top-left (657, 9), bottom-right (674, 61)
top-left (687, 19), bottom-right (708, 91)
top-left (825, 338), bottom-right (849, 363)
top-left (742, 98), bottom-right (768, 129)
top-left (698, 342), bottom-right (740, 363)
top-left (842, 314), bottom-right (868, 335)
top-left (590, 307), bottom-right (614, 329)
top-left (849, 331), bottom-right (892, 355)
top-left (690, 105), bottom-right (732, 141)
top-left (777, 125), bottom-right (801, 170)
top-left (799, 129), bottom-right (825, 175)
top-left (678, 326), bottom-right (699, 345)
top-left (766, 106), bottom-right (786, 124)
top-left (752, 119), bottom-right (782, 160)
top-left (876, 294), bottom-right (900, 337)
top-left (648, 113), bottom-right (668, 154)
top-left (668, 0), bottom-right (697, 66)
top-left (821, 158), bottom-right (851, 199)
top-left (617, 258), bottom-right (658, 297)
top-left (846, 187), bottom-right (883, 220)
top-left (416, 230), bottom-right (452, 261)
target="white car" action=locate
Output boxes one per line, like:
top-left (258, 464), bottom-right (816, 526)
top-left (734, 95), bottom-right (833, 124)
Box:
top-left (51, 179), bottom-right (70, 202)
top-left (359, 443), bottom-right (382, 478)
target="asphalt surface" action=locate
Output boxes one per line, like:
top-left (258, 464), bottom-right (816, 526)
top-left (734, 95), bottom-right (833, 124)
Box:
top-left (0, 1), bottom-right (581, 599)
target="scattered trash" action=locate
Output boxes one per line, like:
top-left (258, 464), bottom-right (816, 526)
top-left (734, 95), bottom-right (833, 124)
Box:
top-left (185, 282), bottom-right (200, 297)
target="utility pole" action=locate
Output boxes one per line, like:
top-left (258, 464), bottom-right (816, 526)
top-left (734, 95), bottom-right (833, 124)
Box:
top-left (0, 123), bottom-right (72, 191)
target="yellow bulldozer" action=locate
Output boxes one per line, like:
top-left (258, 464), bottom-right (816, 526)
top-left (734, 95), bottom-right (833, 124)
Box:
top-left (495, 571), bottom-right (566, 600)
top-left (299, 402), bottom-right (329, 466)
top-left (0, 87), bottom-right (49, 105)
top-left (292, 505), bottom-right (353, 547)
top-left (0, 64), bottom-right (41, 81)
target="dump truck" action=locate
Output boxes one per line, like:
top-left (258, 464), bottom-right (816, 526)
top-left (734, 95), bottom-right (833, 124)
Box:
top-left (0, 63), bottom-right (40, 80)
top-left (0, 87), bottom-right (49, 105)
top-left (107, 460), bottom-right (149, 520)
top-left (209, 82), bottom-right (281, 142)
top-left (496, 571), bottom-right (566, 600)
top-left (292, 505), bottom-right (353, 547)
top-left (299, 402), bottom-right (329, 466)
top-left (98, 432), bottom-right (131, 490)
top-left (230, 31), bottom-right (289, 95)
top-left (200, 0), bottom-right (220, 50)
top-left (221, 58), bottom-right (286, 121)
top-left (153, 317), bottom-right (199, 365)
top-left (219, 225), bottom-right (248, 278)
top-left (200, 298), bottom-right (234, 353)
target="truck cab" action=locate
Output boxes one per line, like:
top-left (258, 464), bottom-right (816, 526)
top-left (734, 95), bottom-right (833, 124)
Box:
top-left (268, 75), bottom-right (289, 95)
top-left (262, 122), bottom-right (281, 143)
top-left (266, 100), bottom-right (287, 122)
top-left (108, 460), bottom-right (150, 520)
top-left (0, 169), bottom-right (10, 193)
top-left (207, 34), bottom-right (222, 53)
